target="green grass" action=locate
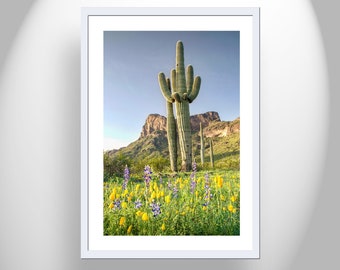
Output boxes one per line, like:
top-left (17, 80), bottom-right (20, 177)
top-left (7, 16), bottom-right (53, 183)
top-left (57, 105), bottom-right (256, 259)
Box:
top-left (103, 169), bottom-right (240, 236)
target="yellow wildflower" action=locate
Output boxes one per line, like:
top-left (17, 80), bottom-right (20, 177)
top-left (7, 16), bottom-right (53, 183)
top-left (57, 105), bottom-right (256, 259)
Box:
top-left (161, 223), bottom-right (166, 231)
top-left (165, 195), bottom-right (171, 204)
top-left (231, 195), bottom-right (236, 202)
top-left (228, 204), bottom-right (234, 213)
top-left (121, 202), bottom-right (128, 209)
top-left (136, 210), bottom-right (142, 217)
top-left (202, 206), bottom-right (207, 211)
top-left (151, 191), bottom-right (156, 199)
top-left (119, 216), bottom-right (126, 226)
top-left (109, 202), bottom-right (114, 209)
top-left (220, 195), bottom-right (226, 201)
top-left (217, 176), bottom-right (223, 188)
top-left (153, 182), bottom-right (158, 190)
top-left (109, 192), bottom-right (115, 201)
top-left (142, 212), bottom-right (149, 221)
top-left (127, 225), bottom-right (132, 234)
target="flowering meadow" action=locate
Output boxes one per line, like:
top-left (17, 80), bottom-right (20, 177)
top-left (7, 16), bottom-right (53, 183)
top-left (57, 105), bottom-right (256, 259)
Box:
top-left (103, 163), bottom-right (240, 236)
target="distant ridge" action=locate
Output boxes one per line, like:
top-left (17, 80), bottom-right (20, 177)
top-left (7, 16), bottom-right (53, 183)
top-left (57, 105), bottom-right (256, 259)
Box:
top-left (106, 112), bottom-right (240, 168)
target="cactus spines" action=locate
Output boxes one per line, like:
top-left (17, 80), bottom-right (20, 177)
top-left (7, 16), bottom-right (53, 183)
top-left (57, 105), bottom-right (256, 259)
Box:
top-left (200, 123), bottom-right (204, 165)
top-left (158, 40), bottom-right (201, 172)
top-left (209, 139), bottom-right (214, 169)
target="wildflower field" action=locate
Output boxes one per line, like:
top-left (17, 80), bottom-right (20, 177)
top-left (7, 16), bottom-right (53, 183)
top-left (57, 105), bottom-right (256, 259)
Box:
top-left (103, 164), bottom-right (240, 236)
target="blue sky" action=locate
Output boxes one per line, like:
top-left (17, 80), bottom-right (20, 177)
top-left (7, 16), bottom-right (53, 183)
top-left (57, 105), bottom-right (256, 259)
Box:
top-left (104, 31), bottom-right (239, 150)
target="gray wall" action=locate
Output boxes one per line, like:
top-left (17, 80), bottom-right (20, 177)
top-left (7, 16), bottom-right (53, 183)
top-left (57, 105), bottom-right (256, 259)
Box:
top-left (0, 1), bottom-right (338, 269)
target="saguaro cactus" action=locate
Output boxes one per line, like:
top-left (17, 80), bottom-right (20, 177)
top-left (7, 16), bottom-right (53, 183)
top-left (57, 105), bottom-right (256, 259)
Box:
top-left (200, 123), bottom-right (204, 166)
top-left (158, 40), bottom-right (201, 171)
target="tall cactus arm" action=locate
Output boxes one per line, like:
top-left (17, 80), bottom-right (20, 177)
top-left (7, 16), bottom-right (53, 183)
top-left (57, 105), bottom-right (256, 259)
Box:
top-left (166, 77), bottom-right (171, 91)
top-left (187, 76), bottom-right (201, 103)
top-left (158, 72), bottom-right (174, 103)
top-left (171, 68), bottom-right (177, 92)
top-left (186, 65), bottom-right (193, 94)
top-left (166, 101), bottom-right (178, 172)
top-left (176, 41), bottom-right (186, 94)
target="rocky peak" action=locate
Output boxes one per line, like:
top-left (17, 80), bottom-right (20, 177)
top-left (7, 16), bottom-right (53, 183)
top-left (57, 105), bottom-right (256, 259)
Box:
top-left (190, 111), bottom-right (220, 132)
top-left (140, 114), bottom-right (167, 138)
top-left (140, 111), bottom-right (223, 138)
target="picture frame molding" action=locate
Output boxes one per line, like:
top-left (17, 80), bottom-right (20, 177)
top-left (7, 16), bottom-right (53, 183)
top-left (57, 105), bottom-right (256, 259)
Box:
top-left (81, 6), bottom-right (260, 259)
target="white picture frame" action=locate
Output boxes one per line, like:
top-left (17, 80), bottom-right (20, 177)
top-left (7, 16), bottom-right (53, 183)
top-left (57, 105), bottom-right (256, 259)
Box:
top-left (81, 7), bottom-right (260, 259)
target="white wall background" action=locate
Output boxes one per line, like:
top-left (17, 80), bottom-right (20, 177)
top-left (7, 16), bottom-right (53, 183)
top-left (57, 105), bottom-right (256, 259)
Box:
top-left (0, 1), bottom-right (338, 269)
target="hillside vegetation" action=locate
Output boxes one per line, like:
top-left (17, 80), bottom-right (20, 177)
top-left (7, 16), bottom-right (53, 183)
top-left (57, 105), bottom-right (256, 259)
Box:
top-left (104, 112), bottom-right (240, 181)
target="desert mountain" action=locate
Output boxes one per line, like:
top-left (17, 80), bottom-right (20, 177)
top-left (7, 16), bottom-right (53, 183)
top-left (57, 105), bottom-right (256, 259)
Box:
top-left (139, 111), bottom-right (238, 139)
top-left (106, 112), bottom-right (240, 170)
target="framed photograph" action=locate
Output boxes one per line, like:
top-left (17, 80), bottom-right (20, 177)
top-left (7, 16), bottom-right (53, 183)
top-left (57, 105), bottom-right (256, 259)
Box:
top-left (81, 7), bottom-right (259, 258)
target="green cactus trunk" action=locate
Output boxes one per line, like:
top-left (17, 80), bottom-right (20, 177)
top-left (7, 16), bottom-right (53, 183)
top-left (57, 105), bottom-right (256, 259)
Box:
top-left (200, 123), bottom-right (204, 165)
top-left (158, 40), bottom-right (201, 172)
top-left (210, 139), bottom-right (214, 169)
top-left (166, 101), bottom-right (177, 172)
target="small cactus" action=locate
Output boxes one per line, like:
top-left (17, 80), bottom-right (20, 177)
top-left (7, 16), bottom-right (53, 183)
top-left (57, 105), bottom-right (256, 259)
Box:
top-left (200, 123), bottom-right (204, 166)
top-left (209, 139), bottom-right (214, 169)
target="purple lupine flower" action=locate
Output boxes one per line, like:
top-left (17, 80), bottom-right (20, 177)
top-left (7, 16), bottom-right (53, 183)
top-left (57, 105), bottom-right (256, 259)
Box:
top-left (204, 173), bottom-right (211, 200)
top-left (150, 201), bottom-right (161, 217)
top-left (190, 161), bottom-right (197, 194)
top-left (192, 161), bottom-right (197, 174)
top-left (143, 165), bottom-right (152, 188)
top-left (204, 172), bottom-right (209, 184)
top-left (134, 199), bottom-right (142, 209)
top-left (190, 179), bottom-right (196, 194)
top-left (167, 179), bottom-right (172, 190)
top-left (122, 165), bottom-right (130, 190)
top-left (172, 184), bottom-right (178, 198)
top-left (113, 199), bottom-right (121, 210)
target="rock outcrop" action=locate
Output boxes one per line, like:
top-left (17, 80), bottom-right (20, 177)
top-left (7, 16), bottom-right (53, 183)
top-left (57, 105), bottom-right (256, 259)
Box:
top-left (140, 114), bottom-right (167, 138)
top-left (190, 111), bottom-right (220, 132)
top-left (140, 111), bottom-right (227, 138)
